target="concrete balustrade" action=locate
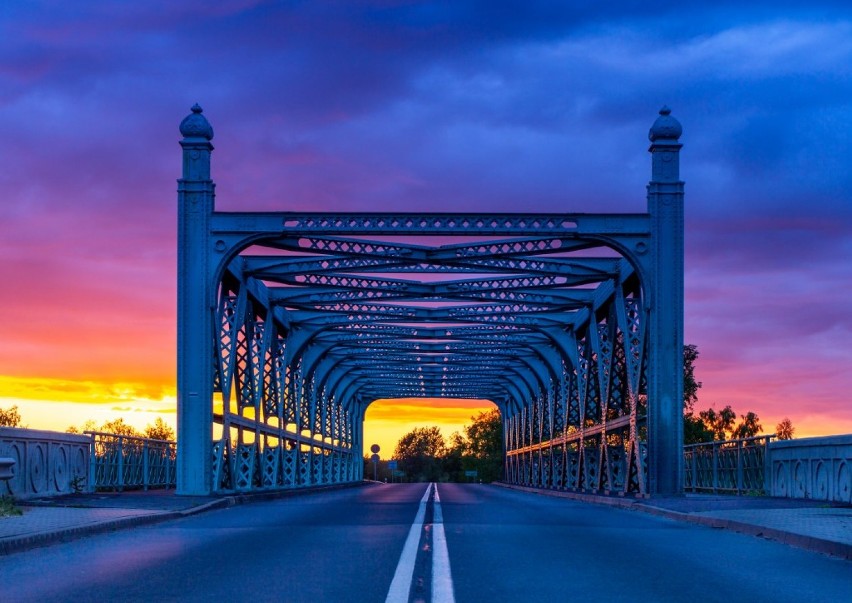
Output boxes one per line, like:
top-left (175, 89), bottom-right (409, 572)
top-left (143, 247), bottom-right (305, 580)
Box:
top-left (768, 435), bottom-right (852, 503)
top-left (0, 456), bottom-right (16, 481)
top-left (0, 427), bottom-right (91, 500)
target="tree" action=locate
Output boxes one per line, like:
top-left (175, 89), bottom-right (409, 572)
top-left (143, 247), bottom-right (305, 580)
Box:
top-left (462, 409), bottom-right (503, 482)
top-left (144, 417), bottom-right (175, 441)
top-left (100, 418), bottom-right (140, 437)
top-left (684, 414), bottom-right (713, 445)
top-left (0, 405), bottom-right (23, 427)
top-left (682, 345), bottom-right (712, 444)
top-left (66, 420), bottom-right (98, 434)
top-left (66, 418), bottom-right (140, 437)
top-left (394, 426), bottom-right (446, 482)
top-left (775, 417), bottom-right (795, 440)
top-left (732, 411), bottom-right (762, 439)
top-left (682, 344), bottom-right (770, 444)
top-left (442, 432), bottom-right (467, 482)
top-left (683, 344), bottom-right (702, 413)
top-left (699, 405), bottom-right (737, 441)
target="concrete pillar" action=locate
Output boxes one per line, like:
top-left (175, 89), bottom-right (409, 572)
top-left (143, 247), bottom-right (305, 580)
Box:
top-left (646, 107), bottom-right (684, 495)
top-left (177, 104), bottom-right (215, 495)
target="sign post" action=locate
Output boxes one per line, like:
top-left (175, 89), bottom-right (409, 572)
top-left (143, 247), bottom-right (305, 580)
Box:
top-left (370, 444), bottom-right (380, 481)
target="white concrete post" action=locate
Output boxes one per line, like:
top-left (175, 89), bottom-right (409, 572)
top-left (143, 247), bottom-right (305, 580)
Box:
top-left (646, 107), bottom-right (685, 495)
top-left (177, 104), bottom-right (215, 495)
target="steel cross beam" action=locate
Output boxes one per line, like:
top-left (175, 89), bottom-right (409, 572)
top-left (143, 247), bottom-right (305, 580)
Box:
top-left (176, 106), bottom-right (684, 497)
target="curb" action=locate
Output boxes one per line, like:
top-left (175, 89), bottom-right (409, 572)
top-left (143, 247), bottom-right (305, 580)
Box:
top-left (0, 509), bottom-right (183, 556)
top-left (493, 482), bottom-right (852, 561)
top-left (0, 481), bottom-right (372, 556)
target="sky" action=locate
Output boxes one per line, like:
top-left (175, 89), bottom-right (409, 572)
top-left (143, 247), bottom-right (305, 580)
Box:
top-left (1, 1), bottom-right (851, 452)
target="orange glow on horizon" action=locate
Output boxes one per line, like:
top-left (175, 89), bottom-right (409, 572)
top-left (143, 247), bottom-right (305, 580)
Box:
top-left (1, 374), bottom-right (849, 451)
top-left (363, 397), bottom-right (497, 458)
top-left (0, 374), bottom-right (176, 434)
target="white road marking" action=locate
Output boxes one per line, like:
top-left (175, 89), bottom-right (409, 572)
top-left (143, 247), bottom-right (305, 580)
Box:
top-left (385, 483), bottom-right (432, 603)
top-left (431, 484), bottom-right (455, 603)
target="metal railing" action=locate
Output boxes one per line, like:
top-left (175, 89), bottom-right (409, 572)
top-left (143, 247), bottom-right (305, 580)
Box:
top-left (86, 431), bottom-right (176, 491)
top-left (683, 435), bottom-right (774, 494)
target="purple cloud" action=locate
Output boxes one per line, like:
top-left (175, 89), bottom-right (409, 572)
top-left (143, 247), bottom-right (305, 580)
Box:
top-left (1, 1), bottom-right (851, 433)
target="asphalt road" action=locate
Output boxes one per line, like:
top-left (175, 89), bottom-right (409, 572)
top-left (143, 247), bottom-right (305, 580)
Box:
top-left (1, 483), bottom-right (850, 602)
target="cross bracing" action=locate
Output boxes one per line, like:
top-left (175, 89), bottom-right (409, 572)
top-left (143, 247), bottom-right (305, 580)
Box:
top-left (176, 105), bottom-right (685, 497)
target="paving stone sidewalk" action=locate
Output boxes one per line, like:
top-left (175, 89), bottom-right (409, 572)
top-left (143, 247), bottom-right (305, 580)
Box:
top-left (0, 490), bottom-right (227, 555)
top-left (496, 484), bottom-right (852, 560)
top-left (0, 484), bottom-right (363, 556)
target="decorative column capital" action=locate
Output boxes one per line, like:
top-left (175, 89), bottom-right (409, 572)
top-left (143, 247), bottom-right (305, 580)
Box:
top-left (648, 106), bottom-right (682, 183)
top-left (179, 104), bottom-right (214, 181)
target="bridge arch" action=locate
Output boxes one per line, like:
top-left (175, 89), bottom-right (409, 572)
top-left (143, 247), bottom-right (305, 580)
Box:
top-left (176, 105), bottom-right (684, 497)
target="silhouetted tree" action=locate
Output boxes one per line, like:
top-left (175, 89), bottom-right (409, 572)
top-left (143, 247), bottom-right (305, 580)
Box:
top-left (99, 418), bottom-right (140, 437)
top-left (394, 426), bottom-right (446, 482)
top-left (67, 417), bottom-right (176, 440)
top-left (461, 409), bottom-right (503, 482)
top-left (732, 411), bottom-right (762, 439)
top-left (681, 345), bottom-right (768, 443)
top-left (684, 414), bottom-right (714, 445)
top-left (775, 417), bottom-right (795, 440)
top-left (66, 419), bottom-right (98, 434)
top-left (682, 345), bottom-right (714, 444)
top-left (442, 432), bottom-right (466, 482)
top-left (144, 417), bottom-right (175, 441)
top-left (0, 405), bottom-right (23, 427)
top-left (699, 405), bottom-right (737, 441)
top-left (683, 344), bottom-right (702, 413)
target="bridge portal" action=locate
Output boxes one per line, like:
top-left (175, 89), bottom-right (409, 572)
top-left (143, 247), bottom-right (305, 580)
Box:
top-left (176, 106), bottom-right (684, 496)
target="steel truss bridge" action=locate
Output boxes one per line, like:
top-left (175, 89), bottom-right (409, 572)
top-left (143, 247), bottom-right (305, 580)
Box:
top-left (176, 105), bottom-right (684, 496)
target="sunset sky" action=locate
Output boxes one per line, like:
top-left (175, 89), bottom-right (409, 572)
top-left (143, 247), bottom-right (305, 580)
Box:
top-left (1, 2), bottom-right (851, 452)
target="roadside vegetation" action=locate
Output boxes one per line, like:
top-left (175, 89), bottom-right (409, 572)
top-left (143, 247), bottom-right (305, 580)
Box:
top-left (367, 409), bottom-right (503, 483)
top-left (0, 495), bottom-right (22, 518)
top-left (682, 344), bottom-right (794, 444)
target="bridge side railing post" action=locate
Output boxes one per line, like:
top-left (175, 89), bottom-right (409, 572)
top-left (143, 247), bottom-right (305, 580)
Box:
top-left (88, 434), bottom-right (97, 493)
top-left (736, 440), bottom-right (744, 493)
top-left (143, 439), bottom-right (149, 491)
top-left (764, 436), bottom-right (771, 493)
top-left (117, 436), bottom-right (124, 492)
top-left (690, 448), bottom-right (697, 492)
top-left (712, 443), bottom-right (718, 492)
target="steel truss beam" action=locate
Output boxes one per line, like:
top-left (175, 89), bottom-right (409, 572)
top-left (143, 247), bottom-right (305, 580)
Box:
top-left (176, 105), bottom-right (684, 497)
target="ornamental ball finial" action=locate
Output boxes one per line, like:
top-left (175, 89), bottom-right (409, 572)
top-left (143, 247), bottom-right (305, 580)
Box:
top-left (179, 103), bottom-right (214, 140)
top-left (648, 105), bottom-right (682, 142)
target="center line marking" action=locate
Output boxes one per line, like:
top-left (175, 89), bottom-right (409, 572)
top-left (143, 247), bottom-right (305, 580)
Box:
top-left (385, 483), bottom-right (432, 603)
top-left (431, 484), bottom-right (455, 603)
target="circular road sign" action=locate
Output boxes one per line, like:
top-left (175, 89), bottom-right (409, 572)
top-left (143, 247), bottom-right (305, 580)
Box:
top-left (370, 444), bottom-right (380, 454)
top-left (370, 453), bottom-right (380, 463)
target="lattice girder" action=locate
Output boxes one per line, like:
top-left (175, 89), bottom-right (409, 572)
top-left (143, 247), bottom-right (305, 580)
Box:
top-left (176, 106), bottom-right (684, 496)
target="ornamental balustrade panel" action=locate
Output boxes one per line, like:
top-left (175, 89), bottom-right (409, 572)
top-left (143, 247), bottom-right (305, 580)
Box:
top-left (0, 428), bottom-right (90, 499)
top-left (768, 435), bottom-right (852, 503)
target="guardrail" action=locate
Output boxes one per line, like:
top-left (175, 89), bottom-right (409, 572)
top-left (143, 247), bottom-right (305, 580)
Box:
top-left (683, 435), bottom-right (774, 494)
top-left (86, 431), bottom-right (176, 492)
top-left (0, 427), bottom-right (176, 499)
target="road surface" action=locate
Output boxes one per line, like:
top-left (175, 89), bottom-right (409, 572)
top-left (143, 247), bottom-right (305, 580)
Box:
top-left (1, 483), bottom-right (849, 602)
